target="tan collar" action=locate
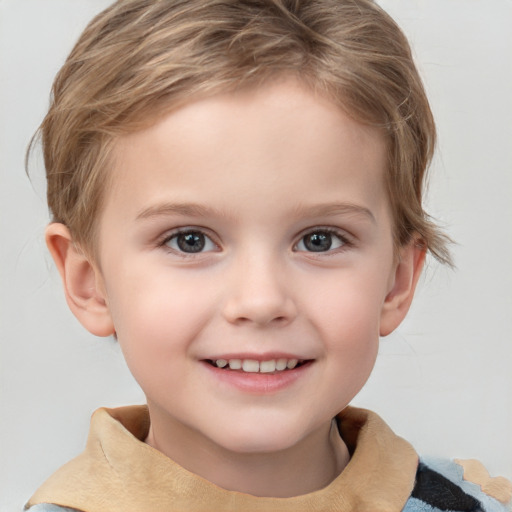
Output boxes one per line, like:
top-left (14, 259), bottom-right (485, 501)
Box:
top-left (27, 405), bottom-right (418, 512)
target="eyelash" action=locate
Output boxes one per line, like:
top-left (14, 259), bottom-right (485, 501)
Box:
top-left (294, 227), bottom-right (353, 255)
top-left (157, 228), bottom-right (219, 257)
top-left (157, 227), bottom-right (353, 257)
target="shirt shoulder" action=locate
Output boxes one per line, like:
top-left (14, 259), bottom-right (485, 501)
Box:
top-left (402, 457), bottom-right (512, 512)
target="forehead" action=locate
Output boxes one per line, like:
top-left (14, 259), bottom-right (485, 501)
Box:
top-left (103, 78), bottom-right (388, 230)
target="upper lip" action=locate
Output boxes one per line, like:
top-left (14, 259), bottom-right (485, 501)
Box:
top-left (202, 352), bottom-right (312, 361)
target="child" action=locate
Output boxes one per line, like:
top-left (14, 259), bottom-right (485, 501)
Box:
top-left (24, 0), bottom-right (511, 511)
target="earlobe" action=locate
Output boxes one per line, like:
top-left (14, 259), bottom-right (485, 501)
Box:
top-left (379, 240), bottom-right (426, 337)
top-left (45, 223), bottom-right (115, 337)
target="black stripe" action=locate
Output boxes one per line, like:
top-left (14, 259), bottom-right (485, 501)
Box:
top-left (411, 462), bottom-right (484, 512)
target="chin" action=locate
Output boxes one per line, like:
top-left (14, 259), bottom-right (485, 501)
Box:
top-left (209, 420), bottom-right (307, 455)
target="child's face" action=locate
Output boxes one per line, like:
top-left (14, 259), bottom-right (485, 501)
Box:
top-left (93, 78), bottom-right (402, 455)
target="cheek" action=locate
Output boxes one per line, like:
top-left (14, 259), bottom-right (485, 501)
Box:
top-left (108, 289), bottom-right (202, 396)
top-left (104, 263), bottom-right (222, 365)
top-left (323, 293), bottom-right (380, 374)
top-left (319, 291), bottom-right (381, 401)
top-left (309, 270), bottom-right (388, 340)
top-left (306, 270), bottom-right (387, 389)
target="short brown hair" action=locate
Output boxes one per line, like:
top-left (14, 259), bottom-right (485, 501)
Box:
top-left (31, 0), bottom-right (451, 264)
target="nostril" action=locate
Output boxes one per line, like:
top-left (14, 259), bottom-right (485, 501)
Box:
top-left (221, 290), bottom-right (298, 326)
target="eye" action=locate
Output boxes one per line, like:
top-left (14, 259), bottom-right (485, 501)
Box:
top-left (295, 230), bottom-right (347, 253)
top-left (164, 230), bottom-right (217, 254)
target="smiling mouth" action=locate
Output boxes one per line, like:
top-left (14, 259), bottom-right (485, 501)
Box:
top-left (204, 358), bottom-right (310, 373)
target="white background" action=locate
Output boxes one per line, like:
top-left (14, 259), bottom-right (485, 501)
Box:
top-left (1, 1), bottom-right (511, 510)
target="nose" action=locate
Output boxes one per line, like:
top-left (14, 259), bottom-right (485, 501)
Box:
top-left (221, 253), bottom-right (298, 327)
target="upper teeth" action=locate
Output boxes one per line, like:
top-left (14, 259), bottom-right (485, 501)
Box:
top-left (214, 358), bottom-right (299, 373)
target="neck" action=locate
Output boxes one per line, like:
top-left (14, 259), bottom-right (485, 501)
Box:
top-left (145, 404), bottom-right (350, 498)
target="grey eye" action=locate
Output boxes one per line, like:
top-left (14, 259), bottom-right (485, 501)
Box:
top-left (166, 231), bottom-right (216, 253)
top-left (296, 231), bottom-right (345, 252)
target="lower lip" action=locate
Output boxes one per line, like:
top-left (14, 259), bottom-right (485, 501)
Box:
top-left (201, 361), bottom-right (313, 394)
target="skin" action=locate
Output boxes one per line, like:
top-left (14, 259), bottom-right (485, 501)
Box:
top-left (47, 78), bottom-right (425, 498)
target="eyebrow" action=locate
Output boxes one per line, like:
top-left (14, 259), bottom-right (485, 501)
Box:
top-left (292, 202), bottom-right (376, 224)
top-left (136, 201), bottom-right (376, 224)
top-left (136, 202), bottom-right (224, 221)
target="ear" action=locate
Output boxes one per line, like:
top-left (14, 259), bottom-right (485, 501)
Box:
top-left (45, 223), bottom-right (115, 337)
top-left (379, 240), bottom-right (426, 337)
